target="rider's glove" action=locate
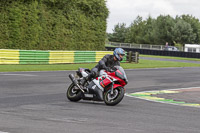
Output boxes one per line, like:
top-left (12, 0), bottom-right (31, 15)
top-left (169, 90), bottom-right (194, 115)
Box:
top-left (105, 67), bottom-right (111, 72)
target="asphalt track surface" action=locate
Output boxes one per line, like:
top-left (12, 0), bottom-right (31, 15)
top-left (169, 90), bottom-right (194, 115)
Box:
top-left (0, 68), bottom-right (200, 133)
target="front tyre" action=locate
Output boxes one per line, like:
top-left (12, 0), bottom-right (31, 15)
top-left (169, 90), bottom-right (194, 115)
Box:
top-left (66, 83), bottom-right (82, 102)
top-left (104, 86), bottom-right (125, 106)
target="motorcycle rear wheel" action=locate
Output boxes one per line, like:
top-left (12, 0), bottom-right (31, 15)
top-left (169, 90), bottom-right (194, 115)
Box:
top-left (104, 86), bottom-right (125, 106)
top-left (66, 83), bottom-right (82, 102)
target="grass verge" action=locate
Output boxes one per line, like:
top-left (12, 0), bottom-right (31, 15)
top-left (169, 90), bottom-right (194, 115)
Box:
top-left (1, 59), bottom-right (200, 72)
top-left (140, 54), bottom-right (200, 61)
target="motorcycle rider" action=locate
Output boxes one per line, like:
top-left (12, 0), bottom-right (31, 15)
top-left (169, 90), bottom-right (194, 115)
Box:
top-left (82, 48), bottom-right (125, 83)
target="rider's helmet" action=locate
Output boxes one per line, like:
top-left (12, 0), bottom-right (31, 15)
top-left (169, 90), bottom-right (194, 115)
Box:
top-left (113, 48), bottom-right (125, 61)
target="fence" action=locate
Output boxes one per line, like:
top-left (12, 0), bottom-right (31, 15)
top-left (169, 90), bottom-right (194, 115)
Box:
top-left (0, 49), bottom-right (128, 65)
top-left (106, 46), bottom-right (200, 58)
top-left (109, 42), bottom-right (164, 50)
top-left (108, 42), bottom-right (184, 51)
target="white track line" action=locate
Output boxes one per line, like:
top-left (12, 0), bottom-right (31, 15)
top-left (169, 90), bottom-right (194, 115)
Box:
top-left (0, 131), bottom-right (9, 133)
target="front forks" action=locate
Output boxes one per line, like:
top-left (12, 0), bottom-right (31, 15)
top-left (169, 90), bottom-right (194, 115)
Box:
top-left (110, 82), bottom-right (114, 95)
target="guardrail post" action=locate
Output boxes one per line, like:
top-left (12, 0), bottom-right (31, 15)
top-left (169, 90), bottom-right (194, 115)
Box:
top-left (127, 51), bottom-right (139, 63)
top-left (134, 52), bottom-right (139, 63)
top-left (128, 51), bottom-right (132, 63)
top-left (131, 52), bottom-right (139, 63)
top-left (132, 52), bottom-right (135, 62)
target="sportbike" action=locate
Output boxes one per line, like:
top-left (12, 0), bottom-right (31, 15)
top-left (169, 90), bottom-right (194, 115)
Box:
top-left (66, 66), bottom-right (128, 106)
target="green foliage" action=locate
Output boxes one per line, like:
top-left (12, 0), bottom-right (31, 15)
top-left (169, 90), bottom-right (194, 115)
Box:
top-left (125, 16), bottom-right (148, 44)
top-left (1, 59), bottom-right (200, 72)
top-left (152, 15), bottom-right (175, 45)
top-left (172, 19), bottom-right (195, 44)
top-left (0, 0), bottom-right (108, 50)
top-left (108, 14), bottom-right (200, 46)
top-left (177, 15), bottom-right (200, 43)
top-left (108, 23), bottom-right (127, 42)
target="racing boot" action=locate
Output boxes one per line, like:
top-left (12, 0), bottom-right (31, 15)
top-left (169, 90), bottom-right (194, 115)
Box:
top-left (80, 71), bottom-right (96, 85)
top-left (86, 71), bottom-right (96, 81)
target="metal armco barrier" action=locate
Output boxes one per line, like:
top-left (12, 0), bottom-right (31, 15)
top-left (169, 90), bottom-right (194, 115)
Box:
top-left (49, 51), bottom-right (74, 64)
top-left (0, 49), bottom-right (127, 64)
top-left (0, 49), bottom-right (19, 64)
top-left (106, 46), bottom-right (200, 58)
top-left (20, 50), bottom-right (49, 64)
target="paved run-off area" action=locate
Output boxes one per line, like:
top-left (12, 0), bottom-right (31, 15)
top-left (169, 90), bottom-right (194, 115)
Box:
top-left (127, 87), bottom-right (200, 108)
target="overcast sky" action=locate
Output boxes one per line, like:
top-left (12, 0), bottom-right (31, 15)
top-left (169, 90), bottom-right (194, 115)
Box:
top-left (106, 0), bottom-right (200, 33)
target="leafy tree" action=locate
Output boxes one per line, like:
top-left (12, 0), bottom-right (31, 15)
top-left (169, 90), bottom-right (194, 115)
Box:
top-left (109, 23), bottom-right (128, 42)
top-left (172, 19), bottom-right (195, 44)
top-left (141, 16), bottom-right (155, 44)
top-left (151, 15), bottom-right (175, 45)
top-left (177, 15), bottom-right (200, 44)
top-left (125, 16), bottom-right (146, 43)
top-left (108, 14), bottom-right (200, 46)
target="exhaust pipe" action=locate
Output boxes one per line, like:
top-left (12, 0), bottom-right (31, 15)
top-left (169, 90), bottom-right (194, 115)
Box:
top-left (69, 74), bottom-right (85, 93)
top-left (69, 74), bottom-right (78, 85)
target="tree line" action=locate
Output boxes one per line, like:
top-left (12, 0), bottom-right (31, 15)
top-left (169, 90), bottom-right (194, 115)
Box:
top-left (108, 15), bottom-right (200, 46)
top-left (0, 0), bottom-right (108, 50)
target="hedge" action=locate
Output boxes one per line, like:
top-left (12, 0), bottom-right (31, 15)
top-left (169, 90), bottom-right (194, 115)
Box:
top-left (0, 0), bottom-right (108, 50)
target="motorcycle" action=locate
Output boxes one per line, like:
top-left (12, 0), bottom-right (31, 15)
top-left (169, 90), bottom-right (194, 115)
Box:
top-left (66, 66), bottom-right (128, 106)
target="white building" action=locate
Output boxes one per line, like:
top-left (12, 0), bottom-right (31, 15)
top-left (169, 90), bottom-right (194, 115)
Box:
top-left (184, 44), bottom-right (200, 53)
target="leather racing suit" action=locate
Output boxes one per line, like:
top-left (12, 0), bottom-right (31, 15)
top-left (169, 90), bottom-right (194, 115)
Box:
top-left (90, 54), bottom-right (120, 78)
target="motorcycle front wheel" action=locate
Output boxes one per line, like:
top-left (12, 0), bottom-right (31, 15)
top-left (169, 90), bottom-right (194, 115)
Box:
top-left (104, 86), bottom-right (125, 106)
top-left (66, 83), bottom-right (82, 102)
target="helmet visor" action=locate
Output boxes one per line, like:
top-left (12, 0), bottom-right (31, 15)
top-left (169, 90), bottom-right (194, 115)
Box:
top-left (119, 54), bottom-right (124, 61)
top-left (119, 54), bottom-right (125, 58)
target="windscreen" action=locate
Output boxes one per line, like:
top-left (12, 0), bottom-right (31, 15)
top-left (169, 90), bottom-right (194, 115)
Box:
top-left (114, 66), bottom-right (128, 82)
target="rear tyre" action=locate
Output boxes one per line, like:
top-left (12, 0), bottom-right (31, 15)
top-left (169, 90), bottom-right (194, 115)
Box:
top-left (66, 83), bottom-right (82, 102)
top-left (104, 86), bottom-right (125, 106)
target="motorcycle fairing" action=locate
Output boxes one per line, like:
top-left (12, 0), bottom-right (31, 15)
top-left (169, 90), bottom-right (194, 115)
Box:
top-left (87, 80), bottom-right (104, 101)
top-left (100, 77), bottom-right (112, 88)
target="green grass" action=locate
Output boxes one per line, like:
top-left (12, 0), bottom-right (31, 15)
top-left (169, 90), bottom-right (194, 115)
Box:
top-left (1, 59), bottom-right (200, 72)
top-left (140, 54), bottom-right (200, 61)
top-left (122, 59), bottom-right (200, 69)
top-left (0, 63), bottom-right (96, 72)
